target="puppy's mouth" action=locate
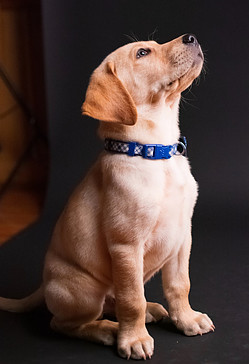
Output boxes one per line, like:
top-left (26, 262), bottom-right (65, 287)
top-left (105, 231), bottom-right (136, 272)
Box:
top-left (197, 51), bottom-right (204, 61)
top-left (167, 55), bottom-right (203, 88)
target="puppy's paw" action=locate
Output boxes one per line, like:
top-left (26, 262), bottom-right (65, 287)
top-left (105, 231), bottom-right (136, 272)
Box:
top-left (118, 328), bottom-right (154, 360)
top-left (146, 302), bottom-right (168, 323)
top-left (95, 319), bottom-right (118, 346)
top-left (171, 309), bottom-right (215, 336)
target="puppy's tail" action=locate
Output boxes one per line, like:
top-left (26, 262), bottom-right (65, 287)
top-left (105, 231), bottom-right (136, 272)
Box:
top-left (0, 286), bottom-right (44, 313)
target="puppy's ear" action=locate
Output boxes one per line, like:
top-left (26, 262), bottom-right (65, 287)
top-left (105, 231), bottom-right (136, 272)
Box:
top-left (82, 62), bottom-right (137, 125)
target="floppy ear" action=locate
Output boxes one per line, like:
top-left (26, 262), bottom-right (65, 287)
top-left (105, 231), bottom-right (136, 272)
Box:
top-left (82, 62), bottom-right (137, 125)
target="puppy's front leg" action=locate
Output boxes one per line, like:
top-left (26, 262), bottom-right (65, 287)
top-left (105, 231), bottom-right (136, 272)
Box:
top-left (162, 233), bottom-right (215, 336)
top-left (110, 244), bottom-right (154, 360)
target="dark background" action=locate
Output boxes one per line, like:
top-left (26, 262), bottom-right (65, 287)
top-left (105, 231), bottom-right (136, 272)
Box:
top-left (0, 0), bottom-right (249, 363)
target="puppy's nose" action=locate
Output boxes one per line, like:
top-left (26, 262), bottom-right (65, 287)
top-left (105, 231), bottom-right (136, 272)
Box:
top-left (182, 34), bottom-right (198, 46)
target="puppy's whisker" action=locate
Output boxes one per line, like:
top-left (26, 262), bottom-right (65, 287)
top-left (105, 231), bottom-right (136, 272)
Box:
top-left (124, 32), bottom-right (140, 43)
top-left (194, 76), bottom-right (201, 86)
top-left (184, 88), bottom-right (196, 98)
top-left (148, 28), bottom-right (158, 41)
top-left (181, 92), bottom-right (199, 110)
top-left (201, 50), bottom-right (208, 79)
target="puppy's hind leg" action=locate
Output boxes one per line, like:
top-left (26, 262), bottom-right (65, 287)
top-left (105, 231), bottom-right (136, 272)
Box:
top-left (45, 275), bottom-right (118, 346)
top-left (146, 302), bottom-right (168, 323)
top-left (51, 317), bottom-right (118, 346)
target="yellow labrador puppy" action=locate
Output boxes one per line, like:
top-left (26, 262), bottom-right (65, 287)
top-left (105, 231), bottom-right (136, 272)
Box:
top-left (0, 34), bottom-right (214, 360)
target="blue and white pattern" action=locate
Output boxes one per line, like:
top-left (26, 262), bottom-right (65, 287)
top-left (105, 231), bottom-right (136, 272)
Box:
top-left (134, 144), bottom-right (143, 155)
top-left (104, 138), bottom-right (187, 160)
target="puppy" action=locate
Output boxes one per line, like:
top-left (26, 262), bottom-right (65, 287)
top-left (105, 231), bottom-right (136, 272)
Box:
top-left (0, 34), bottom-right (214, 360)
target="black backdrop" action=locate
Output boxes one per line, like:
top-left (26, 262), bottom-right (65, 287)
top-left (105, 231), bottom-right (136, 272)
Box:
top-left (0, 1), bottom-right (249, 363)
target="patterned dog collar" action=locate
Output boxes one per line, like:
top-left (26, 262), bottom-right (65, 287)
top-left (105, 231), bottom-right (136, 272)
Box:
top-left (104, 137), bottom-right (187, 160)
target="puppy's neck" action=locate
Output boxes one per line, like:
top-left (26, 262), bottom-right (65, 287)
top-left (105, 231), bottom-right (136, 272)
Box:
top-left (136, 97), bottom-right (180, 145)
top-left (98, 97), bottom-right (181, 145)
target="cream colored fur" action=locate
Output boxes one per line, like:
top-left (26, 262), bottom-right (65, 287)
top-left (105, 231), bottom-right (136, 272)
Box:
top-left (0, 35), bottom-right (214, 360)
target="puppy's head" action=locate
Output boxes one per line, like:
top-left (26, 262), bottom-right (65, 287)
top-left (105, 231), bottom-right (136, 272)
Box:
top-left (82, 34), bottom-right (204, 125)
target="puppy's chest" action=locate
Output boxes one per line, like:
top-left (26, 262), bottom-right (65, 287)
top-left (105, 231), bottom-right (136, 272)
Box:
top-left (143, 159), bottom-right (198, 276)
top-left (158, 158), bottom-right (197, 217)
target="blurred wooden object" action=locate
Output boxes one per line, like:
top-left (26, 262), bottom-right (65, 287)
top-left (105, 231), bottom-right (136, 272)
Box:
top-left (0, 0), bottom-right (48, 243)
top-left (0, 185), bottom-right (45, 244)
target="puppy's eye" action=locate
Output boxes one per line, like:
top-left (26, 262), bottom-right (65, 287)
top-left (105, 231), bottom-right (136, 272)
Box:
top-left (136, 48), bottom-right (151, 59)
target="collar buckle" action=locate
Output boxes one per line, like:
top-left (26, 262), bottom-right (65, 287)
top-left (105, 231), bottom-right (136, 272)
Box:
top-left (142, 144), bottom-right (172, 159)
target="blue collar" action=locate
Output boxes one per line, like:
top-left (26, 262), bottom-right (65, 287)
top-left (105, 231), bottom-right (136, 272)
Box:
top-left (104, 137), bottom-right (187, 160)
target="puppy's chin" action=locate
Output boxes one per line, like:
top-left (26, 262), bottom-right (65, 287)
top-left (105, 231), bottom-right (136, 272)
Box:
top-left (180, 63), bottom-right (203, 90)
top-left (166, 59), bottom-right (203, 103)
